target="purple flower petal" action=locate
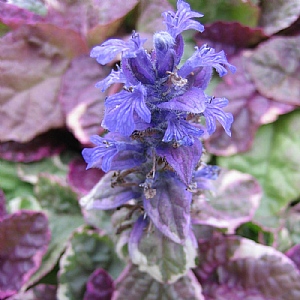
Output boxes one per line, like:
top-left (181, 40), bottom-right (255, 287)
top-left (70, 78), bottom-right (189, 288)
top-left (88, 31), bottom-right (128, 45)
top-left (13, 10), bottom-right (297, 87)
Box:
top-left (95, 68), bottom-right (126, 92)
top-left (158, 87), bottom-right (207, 113)
top-left (162, 0), bottom-right (204, 38)
top-left (179, 44), bottom-right (236, 78)
top-left (91, 32), bottom-right (146, 65)
top-left (161, 114), bottom-right (204, 146)
top-left (102, 83), bottom-right (151, 136)
top-left (203, 97), bottom-right (233, 136)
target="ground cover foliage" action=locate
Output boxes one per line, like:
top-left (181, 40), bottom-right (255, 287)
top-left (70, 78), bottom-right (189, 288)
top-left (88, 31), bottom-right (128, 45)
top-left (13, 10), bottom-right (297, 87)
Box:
top-left (1, 0), bottom-right (300, 299)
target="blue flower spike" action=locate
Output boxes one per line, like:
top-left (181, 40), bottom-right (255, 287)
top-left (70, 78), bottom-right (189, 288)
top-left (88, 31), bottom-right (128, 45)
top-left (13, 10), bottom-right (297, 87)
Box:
top-left (82, 0), bottom-right (235, 260)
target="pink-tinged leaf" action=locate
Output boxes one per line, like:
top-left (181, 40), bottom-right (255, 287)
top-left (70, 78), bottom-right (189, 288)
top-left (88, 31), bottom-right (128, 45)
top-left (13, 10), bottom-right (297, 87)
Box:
top-left (68, 157), bottom-right (105, 196)
top-left (194, 235), bottom-right (300, 300)
top-left (0, 211), bottom-right (50, 298)
top-left (58, 55), bottom-right (109, 144)
top-left (0, 129), bottom-right (73, 162)
top-left (0, 190), bottom-right (6, 219)
top-left (205, 53), bottom-right (295, 156)
top-left (113, 264), bottom-right (204, 300)
top-left (0, 26), bottom-right (69, 143)
top-left (143, 172), bottom-right (192, 243)
top-left (157, 140), bottom-right (202, 186)
top-left (192, 169), bottom-right (262, 233)
top-left (9, 284), bottom-right (57, 300)
top-left (246, 36), bottom-right (300, 106)
top-left (259, 0), bottom-right (300, 35)
top-left (194, 21), bottom-right (267, 57)
top-left (286, 244), bottom-right (300, 271)
top-left (84, 268), bottom-right (114, 300)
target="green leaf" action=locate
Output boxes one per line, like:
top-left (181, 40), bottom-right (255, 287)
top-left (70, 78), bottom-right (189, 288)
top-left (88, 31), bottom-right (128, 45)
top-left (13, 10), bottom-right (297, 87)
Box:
top-left (57, 227), bottom-right (124, 300)
top-left (18, 155), bottom-right (70, 184)
top-left (7, 195), bottom-right (42, 213)
top-left (0, 159), bottom-right (33, 200)
top-left (218, 110), bottom-right (300, 229)
top-left (34, 174), bottom-right (81, 215)
top-left (168, 0), bottom-right (260, 26)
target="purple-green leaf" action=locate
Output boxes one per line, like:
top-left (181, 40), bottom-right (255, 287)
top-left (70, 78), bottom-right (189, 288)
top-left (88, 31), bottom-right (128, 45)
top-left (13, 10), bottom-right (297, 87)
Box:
top-left (113, 264), bottom-right (204, 300)
top-left (246, 36), bottom-right (300, 106)
top-left (194, 235), bottom-right (300, 300)
top-left (192, 169), bottom-right (262, 233)
top-left (143, 173), bottom-right (192, 243)
top-left (0, 211), bottom-right (50, 298)
top-left (129, 216), bottom-right (197, 283)
top-left (157, 140), bottom-right (202, 185)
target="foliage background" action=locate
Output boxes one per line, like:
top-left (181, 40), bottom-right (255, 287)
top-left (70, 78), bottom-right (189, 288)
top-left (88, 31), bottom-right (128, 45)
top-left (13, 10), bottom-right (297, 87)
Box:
top-left (1, 0), bottom-right (300, 299)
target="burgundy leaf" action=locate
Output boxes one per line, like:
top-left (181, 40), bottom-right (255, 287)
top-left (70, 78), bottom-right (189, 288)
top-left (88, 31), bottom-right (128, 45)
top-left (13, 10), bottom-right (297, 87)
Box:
top-left (143, 172), bottom-right (192, 243)
top-left (58, 55), bottom-right (110, 144)
top-left (195, 21), bottom-right (267, 57)
top-left (0, 211), bottom-right (50, 298)
top-left (246, 36), bottom-right (300, 106)
top-left (68, 157), bottom-right (105, 196)
top-left (192, 170), bottom-right (262, 233)
top-left (205, 53), bottom-right (295, 156)
top-left (0, 129), bottom-right (76, 163)
top-left (113, 264), bottom-right (204, 300)
top-left (84, 268), bottom-right (114, 300)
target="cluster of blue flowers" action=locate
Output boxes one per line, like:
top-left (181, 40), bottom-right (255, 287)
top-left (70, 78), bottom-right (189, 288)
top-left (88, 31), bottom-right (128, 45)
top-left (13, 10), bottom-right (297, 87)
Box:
top-left (82, 0), bottom-right (235, 245)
